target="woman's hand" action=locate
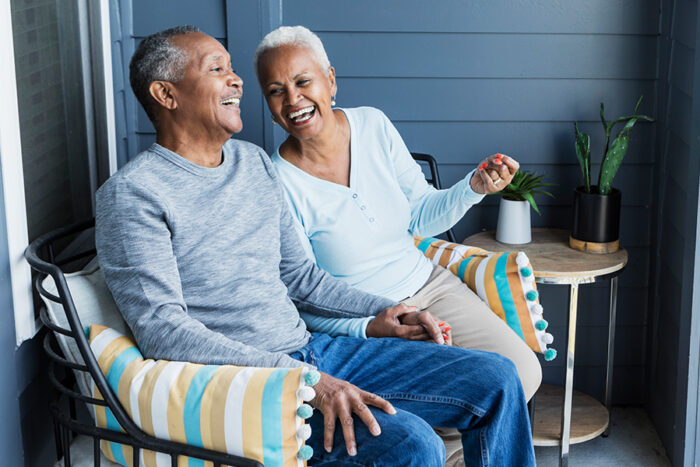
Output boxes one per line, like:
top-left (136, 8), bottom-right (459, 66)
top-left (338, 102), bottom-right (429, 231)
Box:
top-left (311, 372), bottom-right (396, 455)
top-left (367, 304), bottom-right (452, 345)
top-left (366, 304), bottom-right (444, 344)
top-left (470, 154), bottom-right (520, 194)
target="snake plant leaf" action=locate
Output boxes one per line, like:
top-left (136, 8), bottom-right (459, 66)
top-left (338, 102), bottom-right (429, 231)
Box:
top-left (598, 118), bottom-right (636, 194)
top-left (600, 102), bottom-right (607, 129)
top-left (574, 122), bottom-right (591, 192)
top-left (522, 192), bottom-right (541, 215)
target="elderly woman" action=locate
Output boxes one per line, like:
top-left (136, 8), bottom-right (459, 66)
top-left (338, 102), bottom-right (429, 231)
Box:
top-left (255, 26), bottom-right (540, 463)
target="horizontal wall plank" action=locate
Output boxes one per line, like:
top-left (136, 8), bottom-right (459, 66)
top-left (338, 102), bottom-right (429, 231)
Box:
top-left (397, 121), bottom-right (656, 165)
top-left (664, 130), bottom-right (691, 192)
top-left (667, 87), bottom-right (693, 145)
top-left (321, 33), bottom-right (657, 79)
top-left (284, 0), bottom-right (659, 35)
top-left (135, 80), bottom-right (656, 130)
top-left (437, 163), bottom-right (654, 207)
top-left (659, 223), bottom-right (686, 287)
top-left (542, 365), bottom-right (645, 405)
top-left (670, 40), bottom-right (695, 96)
top-left (455, 206), bottom-right (651, 249)
top-left (335, 78), bottom-right (656, 122)
top-left (544, 325), bottom-right (646, 367)
top-left (133, 0), bottom-right (227, 38)
top-left (538, 286), bottom-right (649, 327)
top-left (673, 0), bottom-right (698, 48)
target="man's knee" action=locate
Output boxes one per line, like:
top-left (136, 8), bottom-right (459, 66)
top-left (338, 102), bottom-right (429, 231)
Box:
top-left (374, 409), bottom-right (445, 466)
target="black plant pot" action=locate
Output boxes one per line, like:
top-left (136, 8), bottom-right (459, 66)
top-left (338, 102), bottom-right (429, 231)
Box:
top-left (571, 186), bottom-right (621, 244)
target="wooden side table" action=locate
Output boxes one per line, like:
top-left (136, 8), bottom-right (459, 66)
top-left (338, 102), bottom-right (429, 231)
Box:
top-left (463, 228), bottom-right (628, 467)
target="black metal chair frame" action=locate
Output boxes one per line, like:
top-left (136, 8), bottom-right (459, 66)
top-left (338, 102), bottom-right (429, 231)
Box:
top-left (410, 152), bottom-right (457, 243)
top-left (25, 218), bottom-right (261, 467)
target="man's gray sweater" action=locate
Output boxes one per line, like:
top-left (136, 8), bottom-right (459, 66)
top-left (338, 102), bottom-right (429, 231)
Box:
top-left (95, 140), bottom-right (395, 368)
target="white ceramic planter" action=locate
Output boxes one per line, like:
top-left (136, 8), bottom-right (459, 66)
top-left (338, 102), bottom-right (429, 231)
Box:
top-left (496, 198), bottom-right (532, 244)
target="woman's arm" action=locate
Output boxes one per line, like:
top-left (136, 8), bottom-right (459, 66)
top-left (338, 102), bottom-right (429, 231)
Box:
top-left (381, 112), bottom-right (485, 236)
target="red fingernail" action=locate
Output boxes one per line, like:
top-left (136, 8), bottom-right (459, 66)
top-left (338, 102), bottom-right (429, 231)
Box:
top-left (494, 160), bottom-right (503, 165)
top-left (496, 154), bottom-right (503, 158)
top-left (438, 321), bottom-right (445, 326)
top-left (479, 167), bottom-right (484, 171)
top-left (481, 163), bottom-right (488, 168)
top-left (444, 326), bottom-right (452, 332)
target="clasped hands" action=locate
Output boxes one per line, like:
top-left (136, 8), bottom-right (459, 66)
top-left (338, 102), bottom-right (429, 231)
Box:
top-left (311, 304), bottom-right (451, 456)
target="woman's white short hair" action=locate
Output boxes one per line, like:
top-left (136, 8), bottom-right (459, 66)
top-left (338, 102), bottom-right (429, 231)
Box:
top-left (254, 26), bottom-right (331, 77)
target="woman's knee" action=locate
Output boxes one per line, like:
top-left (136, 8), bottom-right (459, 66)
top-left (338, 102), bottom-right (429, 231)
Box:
top-left (518, 348), bottom-right (542, 401)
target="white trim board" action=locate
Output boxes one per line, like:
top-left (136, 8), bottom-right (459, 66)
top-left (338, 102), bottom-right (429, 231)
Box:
top-left (0, 0), bottom-right (36, 345)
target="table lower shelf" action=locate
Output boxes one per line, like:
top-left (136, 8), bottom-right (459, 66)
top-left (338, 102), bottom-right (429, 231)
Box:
top-left (532, 384), bottom-right (609, 447)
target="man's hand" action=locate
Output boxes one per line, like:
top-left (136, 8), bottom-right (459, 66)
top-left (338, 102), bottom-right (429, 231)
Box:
top-left (311, 372), bottom-right (396, 456)
top-left (366, 304), bottom-right (452, 345)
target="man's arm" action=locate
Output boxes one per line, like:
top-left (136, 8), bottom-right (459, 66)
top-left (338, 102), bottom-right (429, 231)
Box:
top-left (95, 176), bottom-right (309, 368)
top-left (276, 194), bottom-right (398, 318)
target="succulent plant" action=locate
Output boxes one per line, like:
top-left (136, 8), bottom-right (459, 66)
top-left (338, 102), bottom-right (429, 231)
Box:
top-left (574, 96), bottom-right (653, 195)
top-left (498, 170), bottom-right (555, 215)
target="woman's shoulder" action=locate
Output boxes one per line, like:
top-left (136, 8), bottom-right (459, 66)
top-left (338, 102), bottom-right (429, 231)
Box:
top-left (343, 106), bottom-right (388, 122)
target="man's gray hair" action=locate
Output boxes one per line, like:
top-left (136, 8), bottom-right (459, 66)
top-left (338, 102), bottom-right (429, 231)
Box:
top-left (129, 25), bottom-right (201, 123)
top-left (254, 26), bottom-right (331, 77)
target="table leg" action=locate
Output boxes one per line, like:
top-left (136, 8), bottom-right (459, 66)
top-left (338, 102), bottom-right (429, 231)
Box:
top-left (560, 283), bottom-right (579, 467)
top-left (603, 276), bottom-right (618, 437)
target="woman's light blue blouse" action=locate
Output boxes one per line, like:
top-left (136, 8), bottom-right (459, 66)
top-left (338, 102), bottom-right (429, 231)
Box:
top-left (272, 107), bottom-right (485, 336)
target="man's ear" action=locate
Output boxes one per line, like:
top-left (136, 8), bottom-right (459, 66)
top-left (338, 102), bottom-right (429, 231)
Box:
top-left (148, 81), bottom-right (178, 110)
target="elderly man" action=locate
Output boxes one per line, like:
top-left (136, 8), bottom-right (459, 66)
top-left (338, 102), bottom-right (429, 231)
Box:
top-left (95, 26), bottom-right (535, 467)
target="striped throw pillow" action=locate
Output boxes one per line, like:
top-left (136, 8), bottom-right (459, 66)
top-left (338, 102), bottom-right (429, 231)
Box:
top-left (87, 324), bottom-right (319, 466)
top-left (415, 237), bottom-right (556, 361)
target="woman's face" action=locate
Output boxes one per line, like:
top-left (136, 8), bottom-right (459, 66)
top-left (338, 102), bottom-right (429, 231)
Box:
top-left (257, 44), bottom-right (336, 141)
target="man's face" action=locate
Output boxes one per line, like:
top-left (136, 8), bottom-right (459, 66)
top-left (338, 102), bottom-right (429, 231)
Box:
top-left (169, 33), bottom-right (243, 136)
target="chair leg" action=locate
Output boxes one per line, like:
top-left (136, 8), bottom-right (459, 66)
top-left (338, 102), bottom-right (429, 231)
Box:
top-left (93, 437), bottom-right (100, 466)
top-left (171, 453), bottom-right (178, 467)
top-left (52, 417), bottom-right (63, 462)
top-left (61, 426), bottom-right (72, 467)
top-left (133, 446), bottom-right (140, 467)
top-left (528, 397), bottom-right (536, 435)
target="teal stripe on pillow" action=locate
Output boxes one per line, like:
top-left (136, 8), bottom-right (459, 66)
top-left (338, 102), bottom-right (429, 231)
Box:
top-left (104, 408), bottom-right (126, 465)
top-left (494, 254), bottom-right (525, 340)
top-left (417, 237), bottom-right (437, 253)
top-left (262, 369), bottom-right (287, 466)
top-left (106, 346), bottom-right (141, 390)
top-left (457, 255), bottom-right (473, 282)
top-left (184, 365), bottom-right (220, 450)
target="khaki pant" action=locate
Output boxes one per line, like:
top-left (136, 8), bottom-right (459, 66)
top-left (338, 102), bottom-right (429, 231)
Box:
top-left (402, 264), bottom-right (542, 466)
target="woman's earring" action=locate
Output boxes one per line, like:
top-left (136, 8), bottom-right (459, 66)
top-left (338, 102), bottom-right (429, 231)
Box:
top-left (331, 95), bottom-right (336, 107)
top-left (271, 115), bottom-right (277, 124)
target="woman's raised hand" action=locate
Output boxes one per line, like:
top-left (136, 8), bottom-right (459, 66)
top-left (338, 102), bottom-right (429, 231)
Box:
top-left (470, 154), bottom-right (520, 194)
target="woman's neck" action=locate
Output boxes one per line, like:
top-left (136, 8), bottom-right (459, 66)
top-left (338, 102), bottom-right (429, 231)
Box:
top-left (281, 109), bottom-right (351, 185)
top-left (283, 110), bottom-right (348, 165)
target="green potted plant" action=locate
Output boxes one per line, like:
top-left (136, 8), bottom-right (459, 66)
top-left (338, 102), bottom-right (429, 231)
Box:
top-left (495, 170), bottom-right (555, 244)
top-left (572, 96), bottom-right (653, 253)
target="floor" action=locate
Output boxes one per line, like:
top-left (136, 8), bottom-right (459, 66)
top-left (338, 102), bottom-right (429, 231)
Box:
top-left (59, 407), bottom-right (672, 467)
top-left (535, 407), bottom-right (672, 466)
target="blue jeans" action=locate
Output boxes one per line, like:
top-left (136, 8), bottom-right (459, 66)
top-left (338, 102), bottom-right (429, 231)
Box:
top-left (290, 334), bottom-right (535, 467)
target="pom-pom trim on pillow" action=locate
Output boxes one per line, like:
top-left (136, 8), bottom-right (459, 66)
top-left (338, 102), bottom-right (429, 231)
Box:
top-left (414, 237), bottom-right (556, 360)
top-left (87, 324), bottom-right (319, 466)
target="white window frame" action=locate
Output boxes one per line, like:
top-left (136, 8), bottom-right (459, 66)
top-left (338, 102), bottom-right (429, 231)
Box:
top-left (0, 0), bottom-right (34, 345)
top-left (0, 0), bottom-right (117, 346)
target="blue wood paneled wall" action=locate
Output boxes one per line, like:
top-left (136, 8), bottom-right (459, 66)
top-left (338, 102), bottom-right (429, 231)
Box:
top-left (111, 0), bottom-right (659, 406)
top-left (648, 0), bottom-right (699, 464)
